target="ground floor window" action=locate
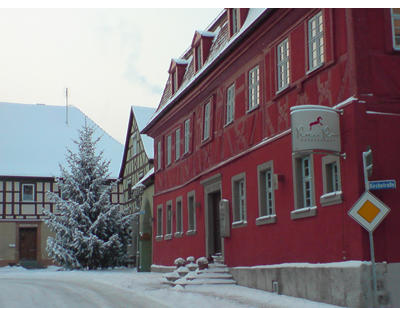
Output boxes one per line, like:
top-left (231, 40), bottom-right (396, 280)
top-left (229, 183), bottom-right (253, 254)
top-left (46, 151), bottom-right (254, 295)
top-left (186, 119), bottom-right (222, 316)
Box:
top-left (232, 173), bottom-right (247, 227)
top-left (156, 205), bottom-right (163, 240)
top-left (175, 197), bottom-right (183, 237)
top-left (291, 154), bottom-right (317, 219)
top-left (320, 155), bottom-right (343, 206)
top-left (187, 191), bottom-right (196, 235)
top-left (165, 201), bottom-right (172, 239)
top-left (257, 161), bottom-right (276, 225)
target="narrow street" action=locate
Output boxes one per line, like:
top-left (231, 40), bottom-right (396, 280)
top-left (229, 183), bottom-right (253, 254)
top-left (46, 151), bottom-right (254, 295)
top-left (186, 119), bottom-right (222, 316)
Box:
top-left (0, 274), bottom-right (166, 308)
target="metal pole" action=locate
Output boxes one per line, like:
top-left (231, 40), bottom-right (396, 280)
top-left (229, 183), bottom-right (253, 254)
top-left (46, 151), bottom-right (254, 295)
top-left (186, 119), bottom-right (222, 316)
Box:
top-left (363, 149), bottom-right (378, 307)
top-left (369, 231), bottom-right (378, 307)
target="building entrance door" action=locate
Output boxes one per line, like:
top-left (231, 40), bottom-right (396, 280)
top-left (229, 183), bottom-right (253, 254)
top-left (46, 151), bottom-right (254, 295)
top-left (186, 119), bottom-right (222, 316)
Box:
top-left (209, 191), bottom-right (222, 255)
top-left (19, 227), bottom-right (37, 261)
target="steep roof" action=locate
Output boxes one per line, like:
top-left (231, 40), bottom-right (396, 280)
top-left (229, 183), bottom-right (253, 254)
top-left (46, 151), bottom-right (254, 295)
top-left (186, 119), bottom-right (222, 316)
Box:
top-left (0, 102), bottom-right (123, 178)
top-left (118, 105), bottom-right (155, 179)
top-left (142, 8), bottom-right (269, 134)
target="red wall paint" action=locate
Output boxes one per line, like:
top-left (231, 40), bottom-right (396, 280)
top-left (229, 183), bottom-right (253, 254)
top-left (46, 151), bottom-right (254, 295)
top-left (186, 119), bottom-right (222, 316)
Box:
top-left (149, 9), bottom-right (400, 267)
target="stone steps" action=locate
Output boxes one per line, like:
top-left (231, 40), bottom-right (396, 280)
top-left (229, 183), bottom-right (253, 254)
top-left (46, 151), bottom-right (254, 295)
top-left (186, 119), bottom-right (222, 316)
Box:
top-left (163, 259), bottom-right (236, 286)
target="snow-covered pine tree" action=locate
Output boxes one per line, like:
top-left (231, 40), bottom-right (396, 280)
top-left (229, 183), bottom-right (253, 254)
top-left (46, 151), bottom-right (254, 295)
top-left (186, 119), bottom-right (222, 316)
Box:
top-left (43, 123), bottom-right (133, 269)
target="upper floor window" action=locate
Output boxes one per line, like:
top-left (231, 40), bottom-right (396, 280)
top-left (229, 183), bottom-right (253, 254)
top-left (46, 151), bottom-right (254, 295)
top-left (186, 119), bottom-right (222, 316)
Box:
top-left (203, 102), bottom-right (211, 141)
top-left (175, 128), bottom-right (181, 161)
top-left (392, 8), bottom-right (400, 50)
top-left (172, 70), bottom-right (178, 94)
top-left (157, 141), bottom-right (162, 170)
top-left (226, 84), bottom-right (235, 125)
top-left (277, 38), bottom-right (290, 91)
top-left (166, 135), bottom-right (172, 166)
top-left (184, 119), bottom-right (190, 154)
top-left (248, 66), bottom-right (260, 111)
top-left (308, 11), bottom-right (324, 71)
top-left (22, 184), bottom-right (35, 202)
top-left (132, 133), bottom-right (138, 156)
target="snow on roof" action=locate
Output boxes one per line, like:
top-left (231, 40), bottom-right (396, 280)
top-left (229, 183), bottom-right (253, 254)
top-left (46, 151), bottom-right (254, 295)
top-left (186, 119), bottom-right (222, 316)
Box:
top-left (131, 106), bottom-right (155, 159)
top-left (196, 30), bottom-right (216, 37)
top-left (0, 102), bottom-right (123, 178)
top-left (143, 8), bottom-right (268, 133)
top-left (132, 167), bottom-right (154, 189)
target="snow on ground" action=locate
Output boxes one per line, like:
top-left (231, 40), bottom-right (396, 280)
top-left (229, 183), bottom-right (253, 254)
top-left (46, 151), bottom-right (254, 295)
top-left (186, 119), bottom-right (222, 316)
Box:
top-left (0, 265), bottom-right (338, 309)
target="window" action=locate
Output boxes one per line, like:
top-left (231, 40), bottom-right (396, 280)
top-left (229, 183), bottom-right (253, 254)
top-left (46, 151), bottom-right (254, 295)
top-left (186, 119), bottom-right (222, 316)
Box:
top-left (184, 119), bottom-right (190, 154)
top-left (165, 201), bottom-right (172, 239)
top-left (257, 161), bottom-right (276, 225)
top-left (195, 45), bottom-right (202, 71)
top-left (226, 84), bottom-right (235, 125)
top-left (22, 184), bottom-right (34, 202)
top-left (308, 11), bottom-right (324, 71)
top-left (187, 191), bottom-right (196, 234)
top-left (392, 8), bottom-right (400, 50)
top-left (203, 102), bottom-right (211, 141)
top-left (157, 141), bottom-right (162, 170)
top-left (277, 38), bottom-right (290, 91)
top-left (321, 155), bottom-right (342, 206)
top-left (248, 66), bottom-right (260, 111)
top-left (291, 155), bottom-right (317, 219)
top-left (175, 128), bottom-right (181, 161)
top-left (172, 70), bottom-right (178, 94)
top-left (166, 135), bottom-right (172, 166)
top-left (231, 8), bottom-right (239, 35)
top-left (132, 133), bottom-right (138, 156)
top-left (232, 173), bottom-right (247, 227)
top-left (127, 179), bottom-right (132, 201)
top-left (156, 205), bottom-right (163, 239)
top-left (175, 197), bottom-right (183, 237)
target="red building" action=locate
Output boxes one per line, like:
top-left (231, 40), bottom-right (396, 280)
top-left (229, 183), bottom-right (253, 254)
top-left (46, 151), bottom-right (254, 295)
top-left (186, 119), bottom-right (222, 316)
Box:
top-left (143, 8), bottom-right (400, 307)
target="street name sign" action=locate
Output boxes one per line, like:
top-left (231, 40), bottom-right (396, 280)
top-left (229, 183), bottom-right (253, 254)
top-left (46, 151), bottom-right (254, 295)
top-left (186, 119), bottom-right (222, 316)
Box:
top-left (348, 191), bottom-right (390, 232)
top-left (369, 180), bottom-right (396, 191)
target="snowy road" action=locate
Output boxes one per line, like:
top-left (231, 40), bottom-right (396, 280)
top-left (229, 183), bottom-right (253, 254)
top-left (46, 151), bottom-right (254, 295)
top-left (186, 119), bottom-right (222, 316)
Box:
top-left (0, 266), bottom-right (338, 308)
top-left (0, 274), bottom-right (166, 308)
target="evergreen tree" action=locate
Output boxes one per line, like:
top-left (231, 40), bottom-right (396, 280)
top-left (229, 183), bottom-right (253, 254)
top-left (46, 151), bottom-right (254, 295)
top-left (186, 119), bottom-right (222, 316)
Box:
top-left (44, 124), bottom-right (132, 269)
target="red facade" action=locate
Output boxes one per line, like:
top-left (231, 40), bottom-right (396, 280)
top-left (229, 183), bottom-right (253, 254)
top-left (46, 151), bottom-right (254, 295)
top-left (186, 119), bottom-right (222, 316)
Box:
top-left (143, 8), bottom-right (400, 267)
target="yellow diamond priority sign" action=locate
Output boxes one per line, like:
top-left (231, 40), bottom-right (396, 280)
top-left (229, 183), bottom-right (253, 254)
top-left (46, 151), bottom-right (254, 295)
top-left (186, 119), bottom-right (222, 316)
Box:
top-left (348, 191), bottom-right (390, 232)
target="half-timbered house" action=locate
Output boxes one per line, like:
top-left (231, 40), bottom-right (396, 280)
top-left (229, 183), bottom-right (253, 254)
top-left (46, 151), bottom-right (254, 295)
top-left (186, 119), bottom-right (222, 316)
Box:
top-left (119, 105), bottom-right (154, 267)
top-left (142, 8), bottom-right (400, 307)
top-left (0, 102), bottom-right (124, 268)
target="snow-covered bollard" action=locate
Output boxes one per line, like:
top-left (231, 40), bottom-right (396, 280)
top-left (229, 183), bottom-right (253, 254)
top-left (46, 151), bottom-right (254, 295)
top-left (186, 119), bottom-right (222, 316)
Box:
top-left (186, 256), bottom-right (198, 271)
top-left (196, 257), bottom-right (209, 270)
top-left (176, 266), bottom-right (189, 277)
top-left (174, 257), bottom-right (186, 268)
top-left (163, 270), bottom-right (180, 282)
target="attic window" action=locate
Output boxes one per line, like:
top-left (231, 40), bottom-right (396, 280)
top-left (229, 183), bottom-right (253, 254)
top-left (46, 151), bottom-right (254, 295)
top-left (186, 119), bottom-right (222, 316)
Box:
top-left (195, 44), bottom-right (202, 72)
top-left (169, 59), bottom-right (188, 95)
top-left (228, 8), bottom-right (249, 37)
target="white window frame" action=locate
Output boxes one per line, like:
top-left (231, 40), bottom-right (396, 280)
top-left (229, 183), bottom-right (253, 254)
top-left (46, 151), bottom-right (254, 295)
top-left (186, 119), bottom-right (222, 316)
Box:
top-left (291, 154), bottom-right (317, 220)
top-left (187, 190), bottom-right (196, 235)
top-left (175, 197), bottom-right (183, 237)
top-left (308, 11), bottom-right (324, 72)
top-left (175, 128), bottom-right (181, 161)
top-left (157, 141), bottom-right (162, 170)
top-left (231, 8), bottom-right (239, 35)
top-left (277, 38), bottom-right (290, 92)
top-left (391, 8), bottom-right (400, 50)
top-left (320, 155), bottom-right (343, 206)
top-left (203, 101), bottom-right (211, 141)
top-left (256, 161), bottom-right (277, 225)
top-left (22, 184), bottom-right (35, 202)
top-left (184, 119), bottom-right (190, 154)
top-left (166, 135), bottom-right (172, 166)
top-left (248, 66), bottom-right (260, 111)
top-left (156, 205), bottom-right (163, 240)
top-left (232, 173), bottom-right (247, 227)
top-left (165, 200), bottom-right (173, 240)
top-left (226, 83), bottom-right (235, 125)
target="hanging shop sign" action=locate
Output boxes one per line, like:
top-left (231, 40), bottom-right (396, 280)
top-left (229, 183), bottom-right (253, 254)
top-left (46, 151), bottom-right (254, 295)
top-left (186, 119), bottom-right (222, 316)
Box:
top-left (290, 105), bottom-right (341, 153)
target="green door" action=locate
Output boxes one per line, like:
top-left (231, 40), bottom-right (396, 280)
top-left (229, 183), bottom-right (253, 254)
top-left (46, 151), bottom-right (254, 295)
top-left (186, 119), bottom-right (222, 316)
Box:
top-left (139, 199), bottom-right (152, 272)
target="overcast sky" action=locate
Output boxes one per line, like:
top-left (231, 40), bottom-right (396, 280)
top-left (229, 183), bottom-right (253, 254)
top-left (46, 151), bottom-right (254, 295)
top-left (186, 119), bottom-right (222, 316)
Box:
top-left (0, 6), bottom-right (222, 143)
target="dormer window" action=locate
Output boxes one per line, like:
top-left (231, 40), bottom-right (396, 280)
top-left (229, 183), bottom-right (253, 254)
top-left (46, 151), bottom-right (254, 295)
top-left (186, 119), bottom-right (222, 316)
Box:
top-left (195, 44), bottom-right (202, 72)
top-left (169, 58), bottom-right (188, 95)
top-left (228, 8), bottom-right (249, 37)
top-left (191, 31), bottom-right (215, 73)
